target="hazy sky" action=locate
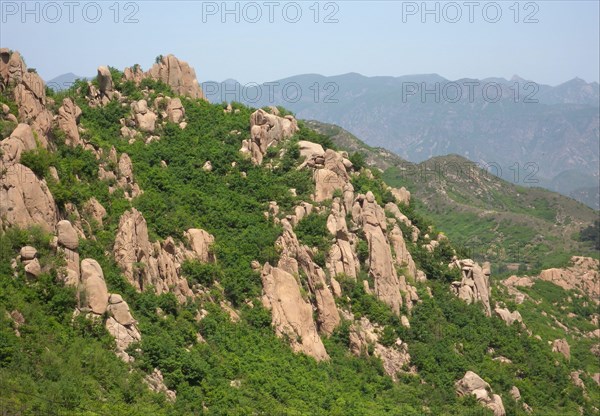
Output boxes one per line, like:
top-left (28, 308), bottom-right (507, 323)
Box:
top-left (2, 1), bottom-right (598, 85)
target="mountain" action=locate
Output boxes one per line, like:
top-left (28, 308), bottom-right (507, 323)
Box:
top-left (204, 74), bottom-right (600, 209)
top-left (308, 120), bottom-right (599, 272)
top-left (1, 49), bottom-right (599, 415)
top-left (46, 72), bottom-right (88, 91)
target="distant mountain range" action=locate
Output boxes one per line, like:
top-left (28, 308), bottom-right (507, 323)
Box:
top-left (46, 72), bottom-right (87, 90)
top-left (202, 73), bottom-right (600, 209)
top-left (47, 71), bottom-right (600, 208)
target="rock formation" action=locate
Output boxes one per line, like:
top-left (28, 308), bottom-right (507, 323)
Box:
top-left (276, 219), bottom-right (340, 335)
top-left (261, 263), bottom-right (329, 361)
top-left (131, 99), bottom-right (157, 133)
top-left (552, 338), bottom-right (571, 360)
top-left (494, 307), bottom-right (523, 326)
top-left (349, 316), bottom-right (413, 381)
top-left (146, 55), bottom-right (205, 100)
top-left (240, 109), bottom-right (299, 165)
top-left (450, 259), bottom-right (492, 316)
top-left (0, 49), bottom-right (52, 146)
top-left (0, 163), bottom-right (58, 232)
top-left (19, 245), bottom-right (41, 278)
top-left (390, 186), bottom-right (410, 205)
top-left (57, 98), bottom-right (82, 146)
top-left (455, 371), bottom-right (506, 416)
top-left (80, 259), bottom-right (109, 314)
top-left (114, 208), bottom-right (215, 302)
top-left (1, 123), bottom-right (36, 165)
top-left (352, 191), bottom-right (403, 314)
top-left (56, 220), bottom-right (80, 286)
top-left (326, 197), bottom-right (360, 279)
top-left (539, 257), bottom-right (599, 303)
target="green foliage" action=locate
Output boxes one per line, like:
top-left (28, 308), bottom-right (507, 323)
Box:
top-left (181, 260), bottom-right (223, 287)
top-left (20, 147), bottom-right (54, 178)
top-left (579, 219), bottom-right (600, 249)
top-left (349, 151), bottom-right (367, 170)
top-left (294, 212), bottom-right (332, 263)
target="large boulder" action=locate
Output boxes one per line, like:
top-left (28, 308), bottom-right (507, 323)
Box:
top-left (456, 371), bottom-right (506, 416)
top-left (0, 163), bottom-right (58, 232)
top-left (353, 192), bottom-right (404, 315)
top-left (97, 66), bottom-right (113, 97)
top-left (552, 338), bottom-right (571, 360)
top-left (494, 307), bottom-right (523, 326)
top-left (131, 99), bottom-right (157, 133)
top-left (83, 197), bottom-right (107, 226)
top-left (57, 220), bottom-right (79, 250)
top-left (166, 97), bottom-right (185, 123)
top-left (539, 257), bottom-right (599, 303)
top-left (1, 51), bottom-right (52, 146)
top-left (184, 228), bottom-right (216, 263)
top-left (261, 263), bottom-right (329, 361)
top-left (147, 55), bottom-right (205, 100)
top-left (1, 123), bottom-right (36, 164)
top-left (450, 259), bottom-right (493, 316)
top-left (57, 98), bottom-right (82, 146)
top-left (80, 259), bottom-right (109, 315)
top-left (276, 219), bottom-right (340, 335)
top-left (240, 109), bottom-right (299, 165)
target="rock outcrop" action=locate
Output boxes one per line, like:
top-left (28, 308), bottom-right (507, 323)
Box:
top-left (19, 245), bottom-right (41, 278)
top-left (353, 191), bottom-right (403, 314)
top-left (240, 109), bottom-right (299, 165)
top-left (105, 293), bottom-right (141, 362)
top-left (261, 263), bottom-right (329, 361)
top-left (455, 371), bottom-right (506, 416)
top-left (450, 259), bottom-right (492, 316)
top-left (390, 186), bottom-right (410, 205)
top-left (146, 55), bottom-right (205, 100)
top-left (0, 49), bottom-right (52, 146)
top-left (1, 123), bottom-right (36, 165)
top-left (83, 197), bottom-right (107, 227)
top-left (114, 208), bottom-right (215, 302)
top-left (131, 99), bottom-right (157, 133)
top-left (0, 163), bottom-right (58, 232)
top-left (80, 259), bottom-right (109, 315)
top-left (56, 220), bottom-right (80, 286)
top-left (326, 197), bottom-right (360, 279)
top-left (539, 257), bottom-right (599, 303)
top-left (57, 98), bottom-right (82, 146)
top-left (276, 219), bottom-right (340, 335)
top-left (349, 316), bottom-right (413, 381)
top-left (144, 368), bottom-right (176, 401)
top-left (552, 338), bottom-right (571, 360)
top-left (494, 307), bottom-right (523, 326)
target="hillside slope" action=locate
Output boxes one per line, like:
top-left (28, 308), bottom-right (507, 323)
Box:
top-left (309, 120), bottom-right (598, 272)
top-left (1, 49), bottom-right (599, 416)
top-left (207, 74), bottom-right (600, 208)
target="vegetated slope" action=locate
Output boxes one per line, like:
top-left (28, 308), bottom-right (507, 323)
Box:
top-left (1, 50), bottom-right (599, 416)
top-left (308, 120), bottom-right (599, 272)
top-left (208, 74), bottom-right (600, 209)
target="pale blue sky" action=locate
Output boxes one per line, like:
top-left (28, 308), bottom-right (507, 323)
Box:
top-left (1, 1), bottom-right (598, 85)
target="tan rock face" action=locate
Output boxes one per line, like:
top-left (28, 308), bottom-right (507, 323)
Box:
top-left (105, 316), bottom-right (141, 363)
top-left (539, 257), bottom-right (599, 303)
top-left (0, 163), bottom-right (58, 232)
top-left (97, 66), bottom-right (114, 97)
top-left (276, 219), bottom-right (340, 336)
top-left (326, 198), bottom-right (360, 280)
top-left (57, 220), bottom-right (79, 250)
top-left (240, 109), bottom-right (299, 165)
top-left (146, 55), bottom-right (205, 100)
top-left (494, 307), bottom-right (523, 326)
top-left (261, 263), bottom-right (329, 361)
top-left (298, 140), bottom-right (325, 159)
top-left (389, 224), bottom-right (417, 278)
top-left (0, 50), bottom-right (52, 145)
top-left (391, 187), bottom-right (411, 205)
top-left (450, 259), bottom-right (493, 316)
top-left (114, 209), bottom-right (214, 302)
top-left (58, 98), bottom-right (82, 146)
top-left (107, 294), bottom-right (136, 326)
top-left (131, 99), bottom-right (157, 133)
top-left (552, 338), bottom-right (571, 360)
top-left (456, 371), bottom-right (506, 416)
top-left (80, 259), bottom-right (109, 315)
top-left (184, 228), bottom-right (216, 263)
top-left (166, 97), bottom-right (185, 123)
top-left (353, 192), bottom-right (403, 315)
top-left (1, 123), bottom-right (36, 165)
top-left (144, 368), bottom-right (176, 402)
top-left (349, 316), bottom-right (413, 381)
top-left (83, 197), bottom-right (106, 226)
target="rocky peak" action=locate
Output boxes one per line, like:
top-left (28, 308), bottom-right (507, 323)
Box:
top-left (455, 371), bottom-right (506, 416)
top-left (450, 258), bottom-right (493, 316)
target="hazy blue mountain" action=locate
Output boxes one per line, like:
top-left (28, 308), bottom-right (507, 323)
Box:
top-left (204, 73), bottom-right (599, 209)
top-left (46, 72), bottom-right (88, 90)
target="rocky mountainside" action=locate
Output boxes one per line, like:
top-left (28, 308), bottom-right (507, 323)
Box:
top-left (308, 120), bottom-right (598, 273)
top-left (207, 74), bottom-right (600, 209)
top-left (1, 49), bottom-right (599, 415)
